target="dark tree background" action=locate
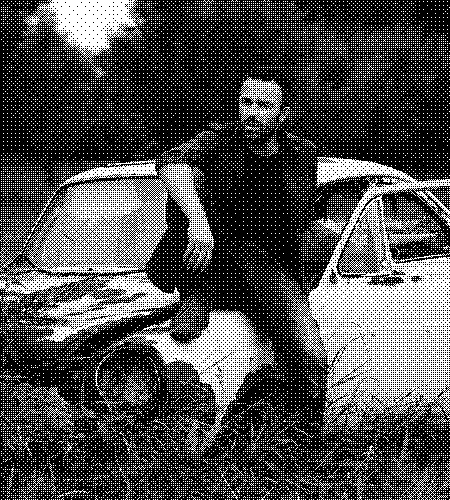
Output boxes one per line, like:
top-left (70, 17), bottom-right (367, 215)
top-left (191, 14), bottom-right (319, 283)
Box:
top-left (1, 0), bottom-right (449, 260)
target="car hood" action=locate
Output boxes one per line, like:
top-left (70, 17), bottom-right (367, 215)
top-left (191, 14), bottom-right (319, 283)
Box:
top-left (0, 270), bottom-right (180, 371)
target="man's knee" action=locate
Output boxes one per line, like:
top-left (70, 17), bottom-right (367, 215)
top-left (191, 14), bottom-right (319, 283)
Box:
top-left (294, 299), bottom-right (327, 366)
top-left (282, 302), bottom-right (327, 386)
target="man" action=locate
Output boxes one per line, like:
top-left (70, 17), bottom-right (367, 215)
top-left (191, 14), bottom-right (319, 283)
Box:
top-left (150, 69), bottom-right (327, 493)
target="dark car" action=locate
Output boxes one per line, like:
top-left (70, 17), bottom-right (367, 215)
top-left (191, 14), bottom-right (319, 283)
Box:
top-left (1, 162), bottom-right (272, 429)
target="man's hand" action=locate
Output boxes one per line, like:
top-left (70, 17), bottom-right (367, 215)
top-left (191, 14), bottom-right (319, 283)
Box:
top-left (183, 222), bottom-right (214, 272)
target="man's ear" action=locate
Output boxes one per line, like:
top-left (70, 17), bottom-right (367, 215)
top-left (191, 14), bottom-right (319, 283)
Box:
top-left (279, 106), bottom-right (291, 124)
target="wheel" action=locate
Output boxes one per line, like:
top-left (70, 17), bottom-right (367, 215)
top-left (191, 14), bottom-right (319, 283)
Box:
top-left (95, 342), bottom-right (164, 417)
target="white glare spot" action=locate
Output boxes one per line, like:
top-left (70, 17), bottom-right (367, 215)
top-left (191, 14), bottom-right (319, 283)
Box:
top-left (94, 66), bottom-right (105, 77)
top-left (47, 0), bottom-right (136, 52)
top-left (26, 16), bottom-right (40, 26)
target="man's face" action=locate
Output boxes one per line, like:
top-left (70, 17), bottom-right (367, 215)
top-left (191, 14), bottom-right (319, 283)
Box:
top-left (238, 78), bottom-right (289, 144)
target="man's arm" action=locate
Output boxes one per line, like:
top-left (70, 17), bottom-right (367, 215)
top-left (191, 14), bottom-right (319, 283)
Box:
top-left (158, 162), bottom-right (209, 229)
top-left (156, 132), bottom-right (217, 271)
top-left (158, 162), bottom-right (213, 271)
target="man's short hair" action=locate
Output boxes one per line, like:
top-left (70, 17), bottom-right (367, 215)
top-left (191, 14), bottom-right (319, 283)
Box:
top-left (240, 66), bottom-right (295, 107)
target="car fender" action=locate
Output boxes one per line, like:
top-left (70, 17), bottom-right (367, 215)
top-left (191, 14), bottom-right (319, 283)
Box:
top-left (95, 310), bottom-right (274, 422)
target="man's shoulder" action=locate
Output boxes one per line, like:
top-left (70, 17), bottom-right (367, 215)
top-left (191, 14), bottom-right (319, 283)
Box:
top-left (283, 131), bottom-right (317, 155)
top-left (205, 121), bottom-right (236, 134)
top-left (157, 123), bottom-right (234, 165)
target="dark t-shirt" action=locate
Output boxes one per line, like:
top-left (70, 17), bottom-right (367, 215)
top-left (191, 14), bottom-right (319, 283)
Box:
top-left (156, 124), bottom-right (317, 280)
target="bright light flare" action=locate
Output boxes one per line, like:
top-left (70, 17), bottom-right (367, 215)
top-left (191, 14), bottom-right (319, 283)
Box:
top-left (47, 0), bottom-right (137, 52)
top-left (26, 16), bottom-right (40, 26)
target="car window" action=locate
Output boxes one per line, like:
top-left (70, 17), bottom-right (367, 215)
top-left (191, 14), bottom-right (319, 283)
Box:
top-left (338, 199), bottom-right (387, 276)
top-left (382, 191), bottom-right (450, 261)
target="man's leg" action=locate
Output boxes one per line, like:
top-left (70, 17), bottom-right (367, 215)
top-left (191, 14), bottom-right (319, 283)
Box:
top-left (145, 226), bottom-right (183, 294)
top-left (168, 275), bottom-right (212, 342)
top-left (205, 245), bottom-right (327, 498)
top-left (239, 243), bottom-right (327, 425)
top-left (170, 244), bottom-right (243, 341)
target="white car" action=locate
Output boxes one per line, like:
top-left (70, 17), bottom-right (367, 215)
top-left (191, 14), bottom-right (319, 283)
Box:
top-left (2, 158), bottom-right (450, 424)
top-left (312, 162), bottom-right (450, 414)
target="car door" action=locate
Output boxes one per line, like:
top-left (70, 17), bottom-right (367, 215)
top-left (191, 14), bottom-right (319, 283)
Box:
top-left (309, 180), bottom-right (450, 410)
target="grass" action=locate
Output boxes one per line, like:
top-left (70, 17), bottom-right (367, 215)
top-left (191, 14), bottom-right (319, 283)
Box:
top-left (1, 368), bottom-right (450, 500)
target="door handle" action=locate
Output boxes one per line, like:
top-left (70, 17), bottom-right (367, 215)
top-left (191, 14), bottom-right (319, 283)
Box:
top-left (369, 275), bottom-right (404, 285)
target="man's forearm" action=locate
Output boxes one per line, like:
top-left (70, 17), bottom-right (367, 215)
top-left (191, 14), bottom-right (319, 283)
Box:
top-left (159, 163), bottom-right (209, 227)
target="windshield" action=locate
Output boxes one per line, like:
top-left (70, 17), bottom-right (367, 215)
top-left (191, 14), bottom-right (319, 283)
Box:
top-left (21, 178), bottom-right (168, 271)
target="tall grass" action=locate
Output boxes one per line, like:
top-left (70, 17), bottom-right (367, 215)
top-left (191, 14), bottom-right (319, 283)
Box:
top-left (1, 366), bottom-right (449, 500)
